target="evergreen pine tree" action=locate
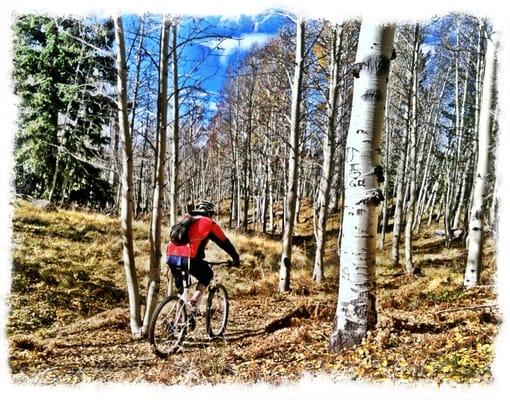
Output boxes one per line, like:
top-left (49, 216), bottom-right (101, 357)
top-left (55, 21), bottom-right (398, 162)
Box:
top-left (13, 15), bottom-right (116, 207)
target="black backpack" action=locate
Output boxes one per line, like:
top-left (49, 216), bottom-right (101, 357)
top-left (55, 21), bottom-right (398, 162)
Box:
top-left (169, 214), bottom-right (194, 245)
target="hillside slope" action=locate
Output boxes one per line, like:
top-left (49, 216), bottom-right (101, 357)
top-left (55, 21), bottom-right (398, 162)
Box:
top-left (8, 200), bottom-right (500, 385)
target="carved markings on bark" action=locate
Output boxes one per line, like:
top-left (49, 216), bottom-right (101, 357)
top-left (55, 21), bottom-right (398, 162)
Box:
top-left (331, 23), bottom-right (395, 351)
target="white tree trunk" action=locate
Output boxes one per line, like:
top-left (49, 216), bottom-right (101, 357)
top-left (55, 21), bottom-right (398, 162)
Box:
top-left (330, 23), bottom-right (395, 350)
top-left (391, 123), bottom-right (408, 266)
top-left (464, 33), bottom-right (497, 288)
top-left (413, 134), bottom-right (435, 231)
top-left (449, 22), bottom-right (473, 233)
top-left (489, 175), bottom-right (498, 234)
top-left (279, 17), bottom-right (305, 292)
top-left (143, 16), bottom-right (170, 333)
top-left (169, 20), bottom-right (179, 227)
top-left (378, 88), bottom-right (392, 250)
top-left (114, 15), bottom-right (142, 339)
top-left (404, 24), bottom-right (420, 275)
top-left (313, 25), bottom-right (342, 283)
top-left (413, 68), bottom-right (450, 231)
top-left (425, 180), bottom-right (439, 224)
top-left (453, 161), bottom-right (471, 230)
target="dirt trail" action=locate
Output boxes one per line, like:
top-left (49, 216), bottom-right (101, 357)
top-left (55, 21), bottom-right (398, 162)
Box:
top-left (11, 280), bottom-right (499, 386)
top-left (8, 202), bottom-right (499, 385)
top-left (10, 294), bottom-right (334, 384)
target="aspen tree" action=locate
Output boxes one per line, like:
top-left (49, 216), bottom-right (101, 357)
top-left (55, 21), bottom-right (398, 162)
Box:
top-left (143, 16), bottom-right (170, 332)
top-left (391, 124), bottom-right (407, 266)
top-left (114, 15), bottom-right (142, 339)
top-left (169, 19), bottom-right (179, 227)
top-left (313, 25), bottom-right (342, 283)
top-left (404, 24), bottom-right (421, 275)
top-left (130, 20), bottom-right (146, 218)
top-left (330, 22), bottom-right (395, 349)
top-left (279, 17), bottom-right (305, 292)
top-left (378, 89), bottom-right (393, 250)
top-left (464, 32), bottom-right (497, 288)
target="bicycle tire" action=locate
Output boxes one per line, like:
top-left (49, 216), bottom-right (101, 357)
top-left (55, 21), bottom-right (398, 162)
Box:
top-left (149, 296), bottom-right (187, 358)
top-left (205, 284), bottom-right (229, 338)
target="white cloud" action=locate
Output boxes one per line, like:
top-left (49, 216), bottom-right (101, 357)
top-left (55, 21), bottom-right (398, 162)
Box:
top-left (201, 33), bottom-right (274, 64)
top-left (208, 101), bottom-right (218, 112)
top-left (421, 43), bottom-right (435, 56)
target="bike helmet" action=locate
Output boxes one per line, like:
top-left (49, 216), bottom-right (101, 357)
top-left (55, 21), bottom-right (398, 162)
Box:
top-left (194, 200), bottom-right (217, 216)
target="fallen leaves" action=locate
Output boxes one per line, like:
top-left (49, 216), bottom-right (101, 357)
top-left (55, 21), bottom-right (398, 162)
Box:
top-left (8, 201), bottom-right (500, 386)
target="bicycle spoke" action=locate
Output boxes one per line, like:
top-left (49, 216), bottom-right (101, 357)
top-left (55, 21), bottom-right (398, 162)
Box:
top-left (149, 296), bottom-right (188, 358)
top-left (206, 285), bottom-right (229, 338)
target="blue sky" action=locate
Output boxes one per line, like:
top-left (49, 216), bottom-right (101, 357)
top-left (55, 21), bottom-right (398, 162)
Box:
top-left (176, 13), bottom-right (289, 112)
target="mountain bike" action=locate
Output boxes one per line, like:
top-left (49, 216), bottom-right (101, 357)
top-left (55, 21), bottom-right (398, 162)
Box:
top-left (148, 260), bottom-right (231, 358)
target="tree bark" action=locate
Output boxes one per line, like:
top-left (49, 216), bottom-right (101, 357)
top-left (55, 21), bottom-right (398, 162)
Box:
top-left (169, 20), bottom-right (179, 226)
top-left (313, 25), bottom-right (342, 283)
top-left (279, 17), bottom-right (305, 292)
top-left (129, 20), bottom-right (145, 144)
top-left (330, 22), bottom-right (395, 351)
top-left (413, 67), bottom-right (450, 231)
top-left (378, 87), bottom-right (392, 250)
top-left (404, 24), bottom-right (420, 275)
top-left (135, 117), bottom-right (150, 217)
top-left (391, 123), bottom-right (408, 266)
top-left (242, 69), bottom-right (255, 231)
top-left (464, 32), bottom-right (497, 288)
top-left (143, 16), bottom-right (170, 334)
top-left (114, 15), bottom-right (142, 339)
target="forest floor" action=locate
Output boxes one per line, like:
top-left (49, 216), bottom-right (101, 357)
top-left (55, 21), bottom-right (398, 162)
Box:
top-left (7, 200), bottom-right (501, 386)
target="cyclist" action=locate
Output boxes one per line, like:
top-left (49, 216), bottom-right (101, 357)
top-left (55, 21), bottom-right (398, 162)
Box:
top-left (166, 200), bottom-right (240, 309)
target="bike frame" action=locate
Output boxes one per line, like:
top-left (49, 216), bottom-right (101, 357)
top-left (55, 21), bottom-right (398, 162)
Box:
top-left (171, 259), bottom-right (230, 311)
top-left (150, 259), bottom-right (231, 357)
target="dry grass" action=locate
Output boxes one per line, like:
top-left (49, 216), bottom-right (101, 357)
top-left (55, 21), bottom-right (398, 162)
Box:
top-left (205, 228), bottom-right (317, 297)
top-left (8, 199), bottom-right (317, 333)
top-left (9, 200), bottom-right (150, 334)
top-left (8, 199), bottom-right (500, 385)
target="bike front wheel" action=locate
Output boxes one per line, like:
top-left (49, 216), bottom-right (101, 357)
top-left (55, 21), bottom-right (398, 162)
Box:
top-left (205, 284), bottom-right (229, 338)
top-left (149, 296), bottom-right (187, 358)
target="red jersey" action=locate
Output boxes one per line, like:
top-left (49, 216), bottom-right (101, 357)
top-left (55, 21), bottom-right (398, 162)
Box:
top-left (166, 215), bottom-right (230, 259)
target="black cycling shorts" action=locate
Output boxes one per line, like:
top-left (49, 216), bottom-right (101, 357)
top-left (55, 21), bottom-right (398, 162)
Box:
top-left (167, 256), bottom-right (213, 289)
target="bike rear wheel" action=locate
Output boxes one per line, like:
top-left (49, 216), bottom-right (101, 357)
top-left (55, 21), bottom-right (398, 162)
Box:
top-left (205, 284), bottom-right (229, 338)
top-left (149, 296), bottom-right (187, 358)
